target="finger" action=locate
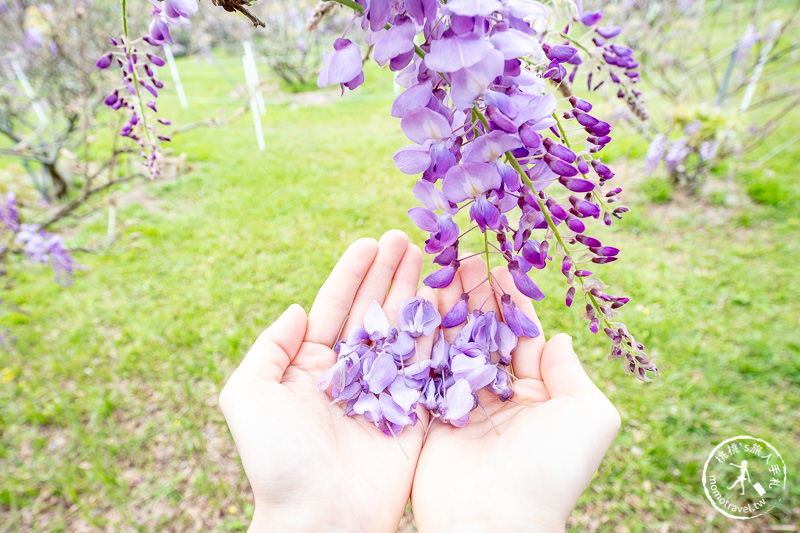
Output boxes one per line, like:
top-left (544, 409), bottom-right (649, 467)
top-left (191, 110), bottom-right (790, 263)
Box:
top-left (220, 304), bottom-right (308, 409)
top-left (341, 230), bottom-right (410, 334)
top-left (540, 333), bottom-right (603, 398)
top-left (382, 243), bottom-right (423, 326)
top-left (491, 266), bottom-right (546, 380)
top-left (306, 237), bottom-right (379, 346)
top-left (458, 254), bottom-right (498, 315)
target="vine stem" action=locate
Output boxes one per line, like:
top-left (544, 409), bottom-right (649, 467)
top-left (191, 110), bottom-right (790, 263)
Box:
top-left (558, 32), bottom-right (593, 56)
top-left (121, 0), bottom-right (152, 147)
top-left (483, 231), bottom-right (491, 282)
top-left (325, 0), bottom-right (364, 14)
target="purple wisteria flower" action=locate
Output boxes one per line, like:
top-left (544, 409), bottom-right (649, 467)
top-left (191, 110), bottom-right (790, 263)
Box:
top-left (0, 192), bottom-right (20, 233)
top-left (96, 0), bottom-right (200, 177)
top-left (15, 224), bottom-right (74, 286)
top-left (318, 0), bottom-right (657, 381)
top-left (317, 38), bottom-right (364, 91)
top-left (320, 294), bottom-right (542, 433)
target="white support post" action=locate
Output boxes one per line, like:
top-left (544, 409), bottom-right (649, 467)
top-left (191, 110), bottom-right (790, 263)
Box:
top-left (242, 41), bottom-right (266, 114)
top-left (242, 54), bottom-right (266, 151)
top-left (163, 44), bottom-right (188, 109)
top-left (10, 60), bottom-right (48, 125)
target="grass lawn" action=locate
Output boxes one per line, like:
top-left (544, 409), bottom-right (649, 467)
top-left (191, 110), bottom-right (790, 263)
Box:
top-left (1, 42), bottom-right (799, 532)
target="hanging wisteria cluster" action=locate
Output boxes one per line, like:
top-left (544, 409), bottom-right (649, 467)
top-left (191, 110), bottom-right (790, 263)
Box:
top-left (319, 297), bottom-right (534, 435)
top-left (0, 193), bottom-right (74, 286)
top-left (317, 0), bottom-right (658, 384)
top-left (95, 0), bottom-right (198, 177)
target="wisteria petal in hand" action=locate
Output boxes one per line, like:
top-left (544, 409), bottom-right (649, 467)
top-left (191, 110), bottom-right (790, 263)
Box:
top-left (399, 297), bottom-right (442, 338)
top-left (363, 300), bottom-right (391, 340)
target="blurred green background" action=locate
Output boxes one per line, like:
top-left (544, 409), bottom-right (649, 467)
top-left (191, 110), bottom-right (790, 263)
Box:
top-left (1, 1), bottom-right (799, 531)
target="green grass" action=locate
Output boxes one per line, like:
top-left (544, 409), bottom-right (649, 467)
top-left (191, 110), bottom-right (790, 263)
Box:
top-left (1, 47), bottom-right (799, 533)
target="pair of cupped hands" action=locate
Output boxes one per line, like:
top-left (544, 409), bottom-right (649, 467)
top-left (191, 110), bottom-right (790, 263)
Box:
top-left (219, 231), bottom-right (621, 533)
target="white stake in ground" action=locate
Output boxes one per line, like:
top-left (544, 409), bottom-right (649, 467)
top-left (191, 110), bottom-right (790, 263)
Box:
top-left (163, 44), bottom-right (188, 109)
top-left (242, 51), bottom-right (266, 151)
top-left (10, 60), bottom-right (48, 125)
top-left (242, 41), bottom-right (266, 114)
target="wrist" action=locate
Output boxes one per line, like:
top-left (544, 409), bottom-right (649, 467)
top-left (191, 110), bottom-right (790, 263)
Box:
top-left (416, 518), bottom-right (564, 533)
top-left (248, 503), bottom-right (380, 533)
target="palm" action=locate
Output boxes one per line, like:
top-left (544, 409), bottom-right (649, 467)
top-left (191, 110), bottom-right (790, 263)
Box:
top-left (220, 231), bottom-right (432, 532)
top-left (412, 256), bottom-right (620, 532)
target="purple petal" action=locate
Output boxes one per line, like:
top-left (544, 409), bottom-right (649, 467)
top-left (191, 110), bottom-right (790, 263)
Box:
top-left (391, 80), bottom-right (433, 118)
top-left (546, 44), bottom-right (578, 62)
top-left (596, 26), bottom-right (622, 39)
top-left (463, 130), bottom-right (522, 163)
top-left (431, 330), bottom-right (451, 371)
top-left (465, 363), bottom-right (497, 391)
top-left (443, 379), bottom-right (474, 425)
top-left (95, 53), bottom-right (113, 69)
top-left (365, 351), bottom-right (398, 393)
top-left (317, 39), bottom-right (362, 87)
top-left (545, 154), bottom-right (578, 177)
top-left (423, 262), bottom-right (458, 288)
top-left (424, 35), bottom-right (495, 73)
top-left (581, 10), bottom-right (603, 26)
top-left (443, 0), bottom-right (501, 16)
top-left (449, 51), bottom-right (504, 109)
top-left (373, 20), bottom-right (416, 66)
top-left (413, 180), bottom-right (456, 213)
top-left (560, 177), bottom-right (595, 192)
top-left (401, 107), bottom-right (452, 144)
top-left (442, 162), bottom-right (501, 203)
top-left (490, 28), bottom-right (544, 61)
top-left (388, 376), bottom-right (421, 412)
top-left (494, 321), bottom-right (518, 364)
top-left (408, 206), bottom-right (437, 232)
top-left (379, 392), bottom-right (413, 426)
top-left (387, 331), bottom-right (417, 361)
top-left (566, 216), bottom-right (585, 232)
top-left (501, 294), bottom-right (540, 338)
top-left (353, 392), bottom-right (382, 419)
top-left (398, 297), bottom-right (441, 338)
top-left (544, 138), bottom-right (577, 163)
top-left (394, 144), bottom-right (432, 174)
top-left (469, 197), bottom-right (501, 231)
top-left (509, 262), bottom-right (546, 301)
top-left (363, 300), bottom-right (390, 339)
top-left (442, 293), bottom-right (470, 328)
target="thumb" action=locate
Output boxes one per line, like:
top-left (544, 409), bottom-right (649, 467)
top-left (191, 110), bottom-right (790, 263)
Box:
top-left (226, 304), bottom-right (308, 389)
top-left (540, 333), bottom-right (601, 399)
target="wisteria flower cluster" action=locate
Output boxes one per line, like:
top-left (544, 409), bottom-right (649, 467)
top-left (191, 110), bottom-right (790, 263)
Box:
top-left (320, 296), bottom-right (533, 435)
top-left (317, 0), bottom-right (657, 380)
top-left (95, 0), bottom-right (198, 177)
top-left (0, 192), bottom-right (74, 286)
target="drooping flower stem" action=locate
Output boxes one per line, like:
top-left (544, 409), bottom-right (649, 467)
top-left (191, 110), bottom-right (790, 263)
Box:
top-left (120, 0), bottom-right (153, 147)
top-left (325, 0), bottom-right (364, 14)
top-left (552, 112), bottom-right (572, 149)
top-left (504, 150), bottom-right (570, 253)
top-left (483, 230), bottom-right (491, 282)
top-left (558, 32), bottom-right (592, 56)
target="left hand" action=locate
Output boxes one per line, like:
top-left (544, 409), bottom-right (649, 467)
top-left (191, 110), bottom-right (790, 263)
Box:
top-left (219, 230), bottom-right (432, 533)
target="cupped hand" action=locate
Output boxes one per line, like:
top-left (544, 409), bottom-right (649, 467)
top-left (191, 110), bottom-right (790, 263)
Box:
top-left (412, 255), bottom-right (621, 533)
top-left (219, 230), bottom-right (433, 533)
